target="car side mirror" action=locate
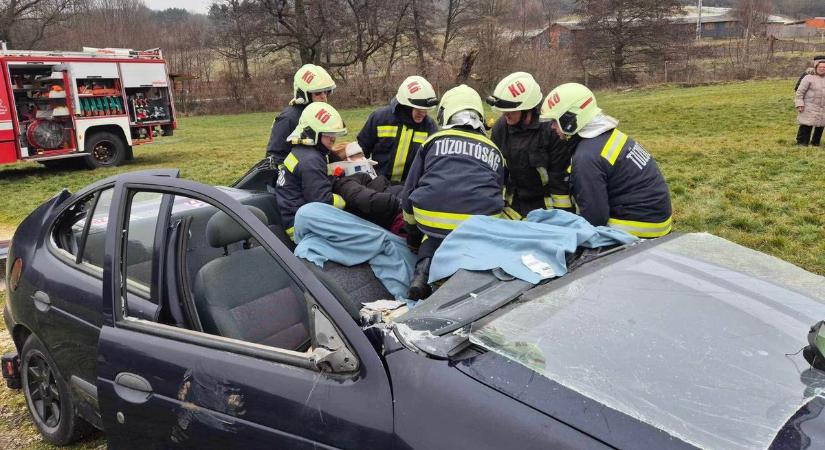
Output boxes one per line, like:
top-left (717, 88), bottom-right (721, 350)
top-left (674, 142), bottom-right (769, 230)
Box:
top-left (309, 305), bottom-right (359, 373)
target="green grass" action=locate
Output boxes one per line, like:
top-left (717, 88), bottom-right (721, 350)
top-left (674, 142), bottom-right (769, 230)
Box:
top-left (1, 78), bottom-right (822, 274)
top-left (0, 77), bottom-right (823, 446)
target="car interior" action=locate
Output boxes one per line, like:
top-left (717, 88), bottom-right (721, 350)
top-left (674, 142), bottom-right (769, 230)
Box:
top-left (50, 186), bottom-right (393, 354)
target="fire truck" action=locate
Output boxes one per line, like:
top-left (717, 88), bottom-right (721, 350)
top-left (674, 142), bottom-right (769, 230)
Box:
top-left (0, 43), bottom-right (177, 169)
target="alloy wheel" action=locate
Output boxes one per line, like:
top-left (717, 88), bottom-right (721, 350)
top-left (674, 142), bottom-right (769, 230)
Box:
top-left (25, 353), bottom-right (61, 430)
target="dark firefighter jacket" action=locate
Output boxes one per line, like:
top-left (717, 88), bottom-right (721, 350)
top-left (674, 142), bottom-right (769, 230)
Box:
top-left (491, 115), bottom-right (573, 219)
top-left (275, 144), bottom-right (346, 239)
top-left (332, 173), bottom-right (402, 229)
top-left (265, 104), bottom-right (305, 164)
top-left (401, 127), bottom-right (506, 238)
top-left (357, 98), bottom-right (438, 183)
top-left (569, 128), bottom-right (672, 238)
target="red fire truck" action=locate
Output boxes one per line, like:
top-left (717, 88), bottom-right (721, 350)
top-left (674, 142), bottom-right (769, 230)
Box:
top-left (0, 44), bottom-right (177, 169)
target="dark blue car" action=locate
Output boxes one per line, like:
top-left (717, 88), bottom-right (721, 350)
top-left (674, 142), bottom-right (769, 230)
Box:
top-left (4, 167), bottom-right (825, 449)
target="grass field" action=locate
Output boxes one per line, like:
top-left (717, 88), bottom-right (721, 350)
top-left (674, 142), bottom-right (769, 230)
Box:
top-left (0, 78), bottom-right (823, 448)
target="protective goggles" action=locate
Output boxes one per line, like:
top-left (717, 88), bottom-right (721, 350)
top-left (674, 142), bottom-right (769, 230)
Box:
top-left (319, 129), bottom-right (348, 138)
top-left (408, 97), bottom-right (439, 108)
top-left (486, 96), bottom-right (523, 110)
top-left (308, 88), bottom-right (335, 96)
top-left (538, 112), bottom-right (578, 134)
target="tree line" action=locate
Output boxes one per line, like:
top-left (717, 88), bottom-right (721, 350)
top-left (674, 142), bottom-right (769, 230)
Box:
top-left (2, 0), bottom-right (822, 114)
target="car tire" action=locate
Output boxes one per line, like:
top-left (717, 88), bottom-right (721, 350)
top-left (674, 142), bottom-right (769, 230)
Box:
top-left (21, 334), bottom-right (93, 445)
top-left (83, 131), bottom-right (127, 169)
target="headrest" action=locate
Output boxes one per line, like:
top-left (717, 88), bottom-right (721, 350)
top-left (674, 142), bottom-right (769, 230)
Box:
top-left (206, 206), bottom-right (268, 248)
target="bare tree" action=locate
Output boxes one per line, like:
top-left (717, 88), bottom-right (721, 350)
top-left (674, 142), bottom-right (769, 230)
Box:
top-left (0, 0), bottom-right (82, 48)
top-left (384, 0), bottom-right (411, 80)
top-left (257, 0), bottom-right (330, 65)
top-left (736, 0), bottom-right (771, 65)
top-left (471, 0), bottom-right (515, 88)
top-left (409, 0), bottom-right (432, 74)
top-left (209, 0), bottom-right (265, 80)
top-left (440, 0), bottom-right (473, 60)
top-left (574, 0), bottom-right (684, 84)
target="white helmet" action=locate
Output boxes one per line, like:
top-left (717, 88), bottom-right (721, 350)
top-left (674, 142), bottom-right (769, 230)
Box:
top-left (539, 83), bottom-right (602, 136)
top-left (396, 75), bottom-right (438, 109)
top-left (436, 84), bottom-right (485, 129)
top-left (288, 102), bottom-right (347, 146)
top-left (291, 64), bottom-right (336, 105)
top-left (486, 72), bottom-right (543, 112)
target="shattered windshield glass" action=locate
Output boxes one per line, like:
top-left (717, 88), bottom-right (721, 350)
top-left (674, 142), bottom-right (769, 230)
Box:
top-left (469, 233), bottom-right (825, 450)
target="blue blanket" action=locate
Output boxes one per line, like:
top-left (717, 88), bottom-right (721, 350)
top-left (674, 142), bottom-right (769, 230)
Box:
top-left (429, 209), bottom-right (638, 284)
top-left (293, 203), bottom-right (417, 300)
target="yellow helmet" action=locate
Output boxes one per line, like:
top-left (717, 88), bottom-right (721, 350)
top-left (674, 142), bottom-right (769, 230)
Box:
top-left (396, 76), bottom-right (438, 109)
top-left (436, 84), bottom-right (485, 129)
top-left (292, 64), bottom-right (336, 105)
top-left (539, 83), bottom-right (601, 136)
top-left (486, 72), bottom-right (543, 112)
top-left (289, 102), bottom-right (347, 146)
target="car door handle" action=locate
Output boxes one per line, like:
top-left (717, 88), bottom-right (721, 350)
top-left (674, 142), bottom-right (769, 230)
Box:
top-left (114, 372), bottom-right (153, 404)
top-left (32, 291), bottom-right (51, 312)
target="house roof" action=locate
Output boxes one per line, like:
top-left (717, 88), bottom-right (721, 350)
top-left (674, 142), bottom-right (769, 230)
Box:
top-left (548, 6), bottom-right (795, 31)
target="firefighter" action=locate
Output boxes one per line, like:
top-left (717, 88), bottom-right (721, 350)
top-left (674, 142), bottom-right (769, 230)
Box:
top-left (265, 64), bottom-right (337, 164)
top-left (402, 85), bottom-right (506, 299)
top-left (275, 102), bottom-right (348, 240)
top-left (357, 76), bottom-right (439, 184)
top-left (488, 72), bottom-right (573, 219)
top-left (539, 83), bottom-right (672, 238)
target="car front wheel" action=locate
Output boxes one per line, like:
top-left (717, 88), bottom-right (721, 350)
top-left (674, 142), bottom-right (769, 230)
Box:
top-left (21, 334), bottom-right (92, 445)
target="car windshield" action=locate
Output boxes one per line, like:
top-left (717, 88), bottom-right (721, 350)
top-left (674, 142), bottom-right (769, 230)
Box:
top-left (468, 233), bottom-right (825, 450)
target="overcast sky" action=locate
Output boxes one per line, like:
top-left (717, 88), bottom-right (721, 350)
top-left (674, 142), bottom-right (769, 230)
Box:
top-left (144, 0), bottom-right (212, 14)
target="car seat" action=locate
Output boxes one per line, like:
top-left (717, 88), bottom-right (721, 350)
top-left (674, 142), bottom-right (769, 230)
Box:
top-left (192, 206), bottom-right (310, 351)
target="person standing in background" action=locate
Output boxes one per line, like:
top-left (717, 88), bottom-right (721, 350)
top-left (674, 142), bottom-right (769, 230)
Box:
top-left (795, 60), bottom-right (825, 147)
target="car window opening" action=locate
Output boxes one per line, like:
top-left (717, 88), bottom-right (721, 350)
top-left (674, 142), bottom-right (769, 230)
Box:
top-left (50, 187), bottom-right (114, 269)
top-left (120, 191), bottom-right (313, 355)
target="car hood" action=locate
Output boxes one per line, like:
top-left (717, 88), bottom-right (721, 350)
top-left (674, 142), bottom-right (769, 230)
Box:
top-left (459, 233), bottom-right (825, 450)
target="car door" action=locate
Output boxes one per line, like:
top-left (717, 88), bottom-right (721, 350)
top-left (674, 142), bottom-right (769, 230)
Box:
top-left (95, 173), bottom-right (395, 449)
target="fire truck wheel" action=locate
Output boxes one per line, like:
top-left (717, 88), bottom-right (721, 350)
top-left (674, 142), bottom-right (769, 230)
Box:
top-left (84, 131), bottom-right (127, 169)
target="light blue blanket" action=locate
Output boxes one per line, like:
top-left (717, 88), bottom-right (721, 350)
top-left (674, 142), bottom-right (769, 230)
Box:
top-left (293, 203), bottom-right (417, 300)
top-left (429, 209), bottom-right (638, 284)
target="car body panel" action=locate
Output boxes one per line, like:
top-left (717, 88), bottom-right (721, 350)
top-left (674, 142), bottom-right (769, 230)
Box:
top-left (95, 174), bottom-right (394, 448)
top-left (382, 340), bottom-right (612, 450)
top-left (464, 233), bottom-right (825, 450)
top-left (6, 167), bottom-right (825, 449)
top-left (769, 396), bottom-right (825, 450)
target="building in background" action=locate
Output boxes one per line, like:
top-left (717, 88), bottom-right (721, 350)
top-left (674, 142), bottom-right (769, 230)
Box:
top-left (535, 6), bottom-right (800, 50)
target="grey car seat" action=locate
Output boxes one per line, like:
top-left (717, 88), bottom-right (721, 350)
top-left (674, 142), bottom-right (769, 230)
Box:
top-left (192, 207), bottom-right (310, 351)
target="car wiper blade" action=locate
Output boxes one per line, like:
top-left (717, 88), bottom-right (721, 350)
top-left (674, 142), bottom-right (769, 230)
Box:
top-left (395, 270), bottom-right (532, 337)
top-left (566, 243), bottom-right (634, 273)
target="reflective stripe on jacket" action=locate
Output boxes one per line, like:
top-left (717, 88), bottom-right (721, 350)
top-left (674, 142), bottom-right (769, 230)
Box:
top-left (569, 128), bottom-right (672, 238)
top-left (401, 128), bottom-right (506, 238)
top-left (275, 144), bottom-right (346, 237)
top-left (491, 116), bottom-right (572, 217)
top-left (357, 98), bottom-right (438, 183)
top-left (265, 104), bottom-right (305, 164)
